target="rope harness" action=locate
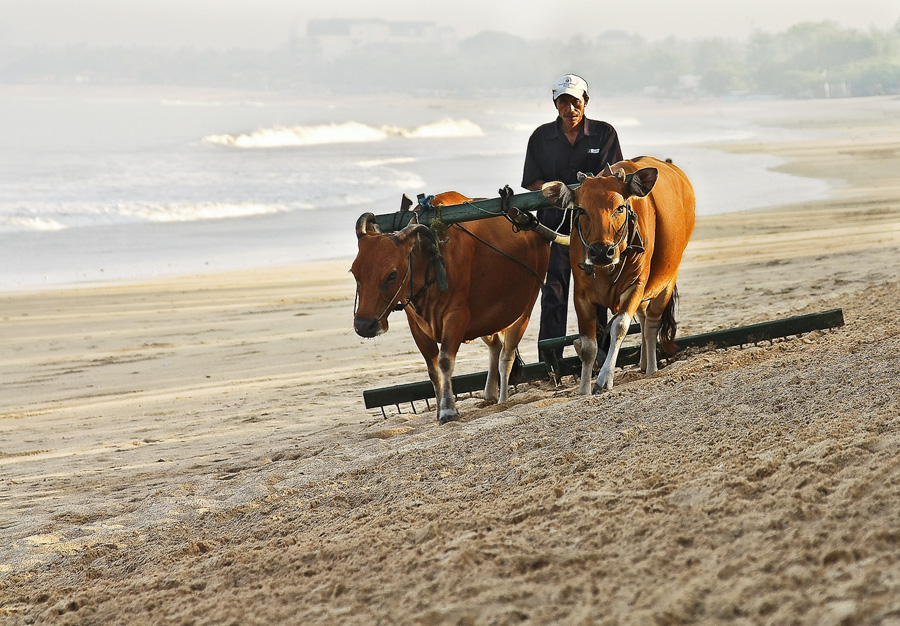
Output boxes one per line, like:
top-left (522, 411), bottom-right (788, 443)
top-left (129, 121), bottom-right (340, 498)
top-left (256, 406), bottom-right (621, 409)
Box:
top-left (393, 242), bottom-right (444, 315)
top-left (454, 223), bottom-right (546, 285)
top-left (352, 260), bottom-right (411, 325)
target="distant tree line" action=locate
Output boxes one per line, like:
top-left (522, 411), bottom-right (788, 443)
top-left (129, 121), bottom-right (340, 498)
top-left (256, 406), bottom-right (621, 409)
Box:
top-left (2, 19), bottom-right (899, 98)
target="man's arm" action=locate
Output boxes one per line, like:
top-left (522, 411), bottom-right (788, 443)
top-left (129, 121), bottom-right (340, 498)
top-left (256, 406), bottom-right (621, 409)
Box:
top-left (607, 127), bottom-right (624, 165)
top-left (522, 127), bottom-right (549, 192)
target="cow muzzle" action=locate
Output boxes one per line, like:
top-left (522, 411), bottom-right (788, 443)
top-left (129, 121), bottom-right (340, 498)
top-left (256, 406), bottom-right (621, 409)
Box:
top-left (354, 317), bottom-right (385, 338)
top-left (587, 243), bottom-right (619, 268)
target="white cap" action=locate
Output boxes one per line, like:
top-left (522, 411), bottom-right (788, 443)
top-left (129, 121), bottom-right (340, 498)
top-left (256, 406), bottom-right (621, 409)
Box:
top-left (552, 74), bottom-right (589, 102)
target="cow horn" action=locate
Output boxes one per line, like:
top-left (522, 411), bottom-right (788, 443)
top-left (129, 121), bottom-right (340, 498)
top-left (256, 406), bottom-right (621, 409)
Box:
top-left (600, 163), bottom-right (615, 177)
top-left (400, 194), bottom-right (414, 212)
top-left (394, 219), bottom-right (432, 246)
top-left (356, 212), bottom-right (381, 239)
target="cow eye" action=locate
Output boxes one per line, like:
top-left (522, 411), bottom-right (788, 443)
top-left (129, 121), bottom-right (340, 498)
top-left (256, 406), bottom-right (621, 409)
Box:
top-left (614, 204), bottom-right (626, 215)
top-left (381, 270), bottom-right (398, 291)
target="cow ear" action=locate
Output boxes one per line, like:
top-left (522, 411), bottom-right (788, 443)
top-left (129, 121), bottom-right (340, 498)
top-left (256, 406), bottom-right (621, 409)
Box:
top-left (628, 167), bottom-right (658, 198)
top-left (541, 181), bottom-right (576, 211)
top-left (576, 171), bottom-right (593, 182)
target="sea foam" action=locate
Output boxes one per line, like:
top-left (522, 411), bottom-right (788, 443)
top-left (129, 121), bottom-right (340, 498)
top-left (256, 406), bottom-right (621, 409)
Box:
top-left (0, 202), bottom-right (297, 232)
top-left (0, 216), bottom-right (67, 232)
top-left (119, 202), bottom-right (292, 222)
top-left (204, 118), bottom-right (483, 148)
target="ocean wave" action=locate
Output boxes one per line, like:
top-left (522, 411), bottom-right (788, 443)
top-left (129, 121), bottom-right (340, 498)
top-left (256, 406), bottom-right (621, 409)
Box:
top-left (0, 216), bottom-right (67, 232)
top-left (119, 202), bottom-right (291, 223)
top-left (204, 118), bottom-right (484, 148)
top-left (356, 157), bottom-right (417, 168)
top-left (0, 202), bottom-right (295, 232)
top-left (398, 118), bottom-right (484, 139)
top-left (205, 122), bottom-right (387, 148)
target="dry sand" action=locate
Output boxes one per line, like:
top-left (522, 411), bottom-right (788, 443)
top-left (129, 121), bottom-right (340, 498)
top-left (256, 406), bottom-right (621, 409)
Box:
top-left (2, 96), bottom-right (900, 625)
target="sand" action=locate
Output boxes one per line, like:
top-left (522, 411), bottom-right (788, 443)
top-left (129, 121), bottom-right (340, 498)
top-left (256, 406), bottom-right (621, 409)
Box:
top-left (2, 95), bottom-right (900, 625)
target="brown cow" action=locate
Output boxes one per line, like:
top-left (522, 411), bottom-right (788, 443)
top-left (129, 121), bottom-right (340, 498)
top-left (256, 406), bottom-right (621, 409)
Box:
top-left (541, 156), bottom-right (695, 394)
top-left (352, 192), bottom-right (555, 423)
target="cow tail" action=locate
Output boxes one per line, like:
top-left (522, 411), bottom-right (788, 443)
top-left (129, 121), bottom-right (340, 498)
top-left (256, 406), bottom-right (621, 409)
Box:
top-left (659, 284), bottom-right (679, 355)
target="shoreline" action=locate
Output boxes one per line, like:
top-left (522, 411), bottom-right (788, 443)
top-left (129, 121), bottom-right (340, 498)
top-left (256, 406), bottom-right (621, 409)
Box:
top-left (0, 92), bottom-right (869, 293)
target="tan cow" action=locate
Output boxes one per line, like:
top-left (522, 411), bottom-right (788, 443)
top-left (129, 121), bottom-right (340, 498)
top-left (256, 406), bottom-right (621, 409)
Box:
top-left (541, 156), bottom-right (695, 393)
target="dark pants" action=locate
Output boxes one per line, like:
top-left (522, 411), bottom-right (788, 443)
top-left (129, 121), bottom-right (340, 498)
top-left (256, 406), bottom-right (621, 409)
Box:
top-left (538, 241), bottom-right (609, 361)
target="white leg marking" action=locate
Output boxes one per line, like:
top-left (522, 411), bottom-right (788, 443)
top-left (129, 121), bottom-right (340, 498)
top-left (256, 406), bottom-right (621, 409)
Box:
top-left (437, 351), bottom-right (458, 422)
top-left (595, 313), bottom-right (631, 392)
top-left (576, 334), bottom-right (597, 396)
top-left (642, 319), bottom-right (661, 376)
top-left (482, 335), bottom-right (501, 403)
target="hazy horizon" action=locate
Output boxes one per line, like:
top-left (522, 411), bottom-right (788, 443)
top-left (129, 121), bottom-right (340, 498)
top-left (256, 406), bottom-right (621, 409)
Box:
top-left (3, 0), bottom-right (899, 50)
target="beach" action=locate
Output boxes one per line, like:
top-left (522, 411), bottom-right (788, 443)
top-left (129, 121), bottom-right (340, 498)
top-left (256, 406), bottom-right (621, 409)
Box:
top-left (2, 95), bottom-right (900, 624)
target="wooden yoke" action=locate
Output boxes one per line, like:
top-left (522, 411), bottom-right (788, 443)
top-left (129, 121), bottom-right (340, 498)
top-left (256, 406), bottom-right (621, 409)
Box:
top-left (372, 187), bottom-right (576, 233)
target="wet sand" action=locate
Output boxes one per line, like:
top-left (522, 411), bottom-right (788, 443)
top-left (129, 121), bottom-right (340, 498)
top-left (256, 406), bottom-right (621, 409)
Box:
top-left (2, 95), bottom-right (900, 625)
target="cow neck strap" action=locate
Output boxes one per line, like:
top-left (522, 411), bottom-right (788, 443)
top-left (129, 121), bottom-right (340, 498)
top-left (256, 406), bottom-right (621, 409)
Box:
top-left (394, 241), bottom-right (443, 315)
top-left (611, 208), bottom-right (645, 283)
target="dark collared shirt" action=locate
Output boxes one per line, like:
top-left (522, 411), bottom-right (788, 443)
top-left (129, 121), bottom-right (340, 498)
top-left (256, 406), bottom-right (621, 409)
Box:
top-left (522, 117), bottom-right (623, 234)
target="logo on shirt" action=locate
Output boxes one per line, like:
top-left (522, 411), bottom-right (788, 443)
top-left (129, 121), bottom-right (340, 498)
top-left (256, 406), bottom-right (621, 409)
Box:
top-left (588, 148), bottom-right (600, 154)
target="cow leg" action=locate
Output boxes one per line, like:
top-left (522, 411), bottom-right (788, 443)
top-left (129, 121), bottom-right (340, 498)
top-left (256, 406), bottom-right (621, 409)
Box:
top-left (641, 315), bottom-right (662, 375)
top-left (635, 307), bottom-right (648, 372)
top-left (435, 315), bottom-right (468, 423)
top-left (497, 313), bottom-right (531, 402)
top-left (642, 285), bottom-right (674, 376)
top-left (481, 333), bottom-right (502, 404)
top-left (573, 299), bottom-right (598, 395)
top-left (436, 345), bottom-right (461, 423)
top-left (635, 303), bottom-right (655, 374)
top-left (408, 323), bottom-right (444, 421)
top-left (594, 313), bottom-right (632, 392)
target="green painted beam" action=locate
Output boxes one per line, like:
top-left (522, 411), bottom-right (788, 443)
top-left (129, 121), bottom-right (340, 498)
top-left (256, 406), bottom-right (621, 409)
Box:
top-left (539, 308), bottom-right (845, 380)
top-left (373, 187), bottom-right (567, 233)
top-left (361, 309), bottom-right (844, 409)
top-left (671, 308), bottom-right (844, 351)
top-left (362, 362), bottom-right (548, 410)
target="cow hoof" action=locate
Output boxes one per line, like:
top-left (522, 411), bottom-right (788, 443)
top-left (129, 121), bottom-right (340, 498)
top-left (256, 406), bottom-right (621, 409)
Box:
top-left (438, 410), bottom-right (460, 424)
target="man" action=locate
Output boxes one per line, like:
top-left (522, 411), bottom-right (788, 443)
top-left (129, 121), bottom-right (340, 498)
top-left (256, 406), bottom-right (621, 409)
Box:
top-left (522, 74), bottom-right (623, 361)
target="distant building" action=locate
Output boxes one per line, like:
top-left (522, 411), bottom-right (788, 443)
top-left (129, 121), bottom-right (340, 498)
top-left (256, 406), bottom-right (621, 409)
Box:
top-left (304, 18), bottom-right (452, 61)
